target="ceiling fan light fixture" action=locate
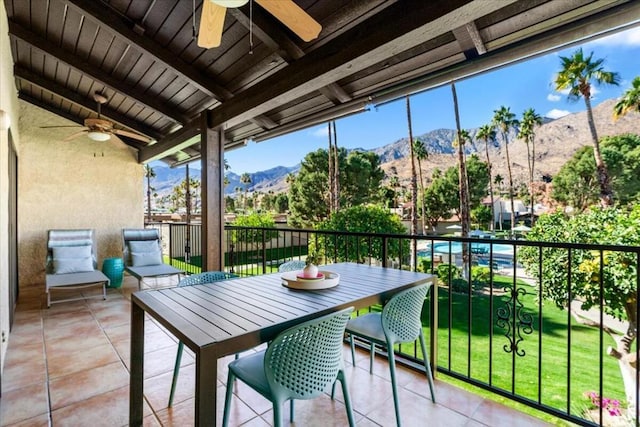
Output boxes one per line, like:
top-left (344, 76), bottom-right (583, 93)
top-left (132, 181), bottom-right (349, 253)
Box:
top-left (87, 131), bottom-right (111, 142)
top-left (211, 0), bottom-right (248, 7)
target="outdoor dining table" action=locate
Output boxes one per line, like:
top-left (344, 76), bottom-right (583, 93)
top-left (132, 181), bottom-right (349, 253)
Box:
top-left (129, 262), bottom-right (435, 426)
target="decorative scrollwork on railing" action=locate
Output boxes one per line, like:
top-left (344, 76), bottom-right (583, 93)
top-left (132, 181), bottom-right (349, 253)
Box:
top-left (496, 285), bottom-right (534, 356)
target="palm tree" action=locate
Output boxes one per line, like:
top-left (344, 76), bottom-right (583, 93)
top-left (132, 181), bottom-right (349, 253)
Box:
top-left (492, 106), bottom-right (519, 235)
top-left (451, 82), bottom-right (470, 279)
top-left (144, 164), bottom-right (156, 224)
top-left (518, 108), bottom-right (543, 226)
top-left (614, 76), bottom-right (640, 119)
top-left (240, 173), bottom-right (252, 210)
top-left (413, 139), bottom-right (428, 234)
top-left (476, 124), bottom-right (496, 231)
top-left (405, 96), bottom-right (418, 243)
top-left (555, 48), bottom-right (620, 207)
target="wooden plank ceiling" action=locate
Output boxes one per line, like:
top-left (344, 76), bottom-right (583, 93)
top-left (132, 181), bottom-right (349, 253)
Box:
top-left (4, 0), bottom-right (640, 166)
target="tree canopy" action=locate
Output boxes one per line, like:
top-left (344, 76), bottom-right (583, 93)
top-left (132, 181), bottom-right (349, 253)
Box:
top-left (520, 206), bottom-right (640, 326)
top-left (312, 205), bottom-right (408, 264)
top-left (552, 134), bottom-right (640, 210)
top-left (288, 148), bottom-right (384, 227)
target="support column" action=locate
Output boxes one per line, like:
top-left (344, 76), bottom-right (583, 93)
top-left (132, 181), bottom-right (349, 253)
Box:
top-left (201, 111), bottom-right (225, 272)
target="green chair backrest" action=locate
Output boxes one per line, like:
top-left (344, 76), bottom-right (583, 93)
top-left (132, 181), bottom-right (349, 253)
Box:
top-left (382, 283), bottom-right (430, 344)
top-left (178, 271), bottom-right (238, 287)
top-left (265, 306), bottom-right (354, 402)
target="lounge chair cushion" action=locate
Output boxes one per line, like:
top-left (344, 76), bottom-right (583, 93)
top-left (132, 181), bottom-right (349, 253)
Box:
top-left (129, 240), bottom-right (162, 267)
top-left (52, 246), bottom-right (94, 274)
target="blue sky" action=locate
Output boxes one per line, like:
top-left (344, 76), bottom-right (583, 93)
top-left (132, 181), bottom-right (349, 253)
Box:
top-left (221, 26), bottom-right (640, 174)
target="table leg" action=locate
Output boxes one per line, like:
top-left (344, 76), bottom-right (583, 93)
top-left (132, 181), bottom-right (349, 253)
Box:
top-left (195, 349), bottom-right (218, 426)
top-left (129, 301), bottom-right (145, 426)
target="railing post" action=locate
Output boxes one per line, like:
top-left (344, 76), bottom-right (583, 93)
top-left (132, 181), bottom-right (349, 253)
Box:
top-left (382, 236), bottom-right (388, 268)
top-left (229, 243), bottom-right (235, 274)
top-left (261, 228), bottom-right (267, 274)
top-left (429, 279), bottom-right (438, 379)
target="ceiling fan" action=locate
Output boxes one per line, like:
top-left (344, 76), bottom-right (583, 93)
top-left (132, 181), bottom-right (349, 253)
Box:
top-left (47, 92), bottom-right (152, 146)
top-left (198, 0), bottom-right (322, 48)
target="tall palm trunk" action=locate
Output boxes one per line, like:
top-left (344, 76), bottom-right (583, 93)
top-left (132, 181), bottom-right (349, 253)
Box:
top-left (484, 143), bottom-right (495, 231)
top-left (416, 155), bottom-right (426, 234)
top-left (584, 96), bottom-right (613, 207)
top-left (529, 138), bottom-right (536, 226)
top-left (331, 121), bottom-right (340, 211)
top-left (328, 121), bottom-right (335, 215)
top-left (503, 132), bottom-right (516, 234)
top-left (451, 83), bottom-right (470, 277)
top-left (406, 96), bottom-right (418, 270)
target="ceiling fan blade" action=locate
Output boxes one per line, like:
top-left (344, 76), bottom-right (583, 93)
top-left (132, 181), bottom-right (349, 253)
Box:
top-left (255, 0), bottom-right (321, 42)
top-left (113, 129), bottom-right (152, 143)
top-left (63, 130), bottom-right (89, 141)
top-left (40, 125), bottom-right (84, 129)
top-left (198, 0), bottom-right (226, 48)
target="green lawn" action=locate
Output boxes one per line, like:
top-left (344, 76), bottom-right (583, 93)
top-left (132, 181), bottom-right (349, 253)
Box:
top-left (401, 275), bottom-right (626, 423)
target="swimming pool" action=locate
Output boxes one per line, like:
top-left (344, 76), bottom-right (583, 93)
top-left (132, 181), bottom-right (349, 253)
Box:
top-left (418, 241), bottom-right (514, 256)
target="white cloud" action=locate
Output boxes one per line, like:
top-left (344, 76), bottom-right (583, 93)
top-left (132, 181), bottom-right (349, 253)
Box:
top-left (546, 109), bottom-right (571, 119)
top-left (547, 93), bottom-right (561, 102)
top-left (587, 26), bottom-right (640, 48)
top-left (310, 126), bottom-right (329, 138)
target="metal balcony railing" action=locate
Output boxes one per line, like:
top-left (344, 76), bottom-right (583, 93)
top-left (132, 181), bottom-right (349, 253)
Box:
top-left (151, 221), bottom-right (640, 426)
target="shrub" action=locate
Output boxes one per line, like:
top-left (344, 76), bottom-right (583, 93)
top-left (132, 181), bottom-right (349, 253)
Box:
top-left (231, 212), bottom-right (279, 244)
top-left (436, 263), bottom-right (460, 285)
top-left (418, 258), bottom-right (432, 273)
top-left (450, 277), bottom-right (469, 293)
top-left (471, 266), bottom-right (491, 288)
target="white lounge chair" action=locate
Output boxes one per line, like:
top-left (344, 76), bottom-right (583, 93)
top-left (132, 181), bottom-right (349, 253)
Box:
top-left (122, 228), bottom-right (183, 289)
top-left (45, 229), bottom-right (109, 308)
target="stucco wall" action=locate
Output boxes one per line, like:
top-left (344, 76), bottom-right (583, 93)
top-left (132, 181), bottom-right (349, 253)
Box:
top-left (18, 101), bottom-right (144, 287)
top-left (1, 0), bottom-right (21, 368)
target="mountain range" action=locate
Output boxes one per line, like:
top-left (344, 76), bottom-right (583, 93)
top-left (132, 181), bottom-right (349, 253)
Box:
top-left (148, 98), bottom-right (640, 199)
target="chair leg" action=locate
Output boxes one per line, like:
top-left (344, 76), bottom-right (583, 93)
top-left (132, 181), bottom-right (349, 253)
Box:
top-left (387, 346), bottom-right (402, 427)
top-left (337, 370), bottom-right (356, 427)
top-left (289, 400), bottom-right (294, 422)
top-left (168, 342), bottom-right (184, 407)
top-left (272, 402), bottom-right (283, 427)
top-left (369, 342), bottom-right (375, 373)
top-left (419, 331), bottom-right (436, 403)
top-left (349, 334), bottom-right (356, 366)
top-left (222, 370), bottom-right (236, 427)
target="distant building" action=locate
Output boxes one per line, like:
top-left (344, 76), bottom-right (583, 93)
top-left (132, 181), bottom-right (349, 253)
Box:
top-left (485, 197), bottom-right (528, 226)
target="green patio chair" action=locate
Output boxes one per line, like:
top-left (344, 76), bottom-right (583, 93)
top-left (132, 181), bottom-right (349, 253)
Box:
top-left (168, 271), bottom-right (238, 407)
top-left (345, 283), bottom-right (436, 427)
top-left (278, 259), bottom-right (306, 272)
top-left (222, 307), bottom-right (356, 427)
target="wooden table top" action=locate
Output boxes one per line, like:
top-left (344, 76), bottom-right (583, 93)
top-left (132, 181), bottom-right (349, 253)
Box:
top-left (132, 262), bottom-right (435, 356)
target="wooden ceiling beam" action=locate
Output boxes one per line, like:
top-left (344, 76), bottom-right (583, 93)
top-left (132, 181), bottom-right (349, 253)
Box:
top-left (231, 5), bottom-right (352, 107)
top-left (319, 83), bottom-right (352, 104)
top-left (15, 66), bottom-right (163, 141)
top-left (63, 0), bottom-right (234, 101)
top-left (466, 22), bottom-right (487, 55)
top-left (139, 121), bottom-right (200, 163)
top-left (228, 7), bottom-right (304, 62)
top-left (8, 20), bottom-right (190, 125)
top-left (206, 0), bottom-right (511, 129)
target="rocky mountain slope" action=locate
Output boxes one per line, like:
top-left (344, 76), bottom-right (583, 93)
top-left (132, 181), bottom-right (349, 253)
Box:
top-left (150, 98), bottom-right (640, 197)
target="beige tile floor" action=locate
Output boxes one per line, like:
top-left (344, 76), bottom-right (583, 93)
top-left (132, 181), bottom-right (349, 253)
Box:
top-left (0, 275), bottom-right (551, 426)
